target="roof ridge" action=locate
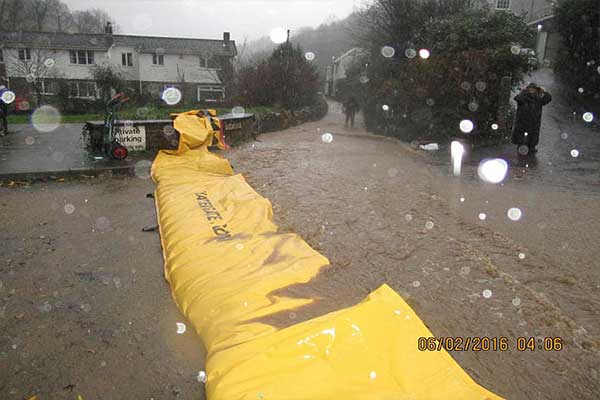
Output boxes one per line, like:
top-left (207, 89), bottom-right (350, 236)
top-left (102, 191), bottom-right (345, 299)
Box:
top-left (0, 30), bottom-right (233, 43)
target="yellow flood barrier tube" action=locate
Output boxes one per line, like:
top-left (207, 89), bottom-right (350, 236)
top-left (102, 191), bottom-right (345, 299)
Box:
top-left (152, 111), bottom-right (504, 400)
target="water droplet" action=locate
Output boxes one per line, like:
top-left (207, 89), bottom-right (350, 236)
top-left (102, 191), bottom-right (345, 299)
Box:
top-left (571, 149), bottom-right (580, 158)
top-left (1, 89), bottom-right (15, 104)
top-left (518, 253), bottom-right (526, 260)
top-left (507, 207), bottom-right (522, 221)
top-left (64, 204), bottom-right (75, 215)
top-left (460, 266), bottom-right (470, 275)
top-left (510, 45), bottom-right (521, 55)
top-left (44, 58), bottom-right (55, 68)
top-left (136, 107), bottom-right (149, 118)
top-left (381, 46), bottom-right (395, 58)
top-left (460, 196), bottom-right (465, 202)
top-left (459, 119), bottom-right (474, 133)
top-left (113, 277), bottom-right (122, 289)
top-left (405, 48), bottom-right (417, 59)
top-left (161, 87), bottom-right (182, 105)
top-left (468, 101), bottom-right (479, 112)
top-left (134, 160), bottom-right (152, 179)
top-left (560, 132), bottom-right (568, 139)
top-left (370, 371), bottom-right (377, 379)
top-left (482, 289), bottom-right (492, 298)
top-left (163, 125), bottom-right (175, 136)
top-left (235, 243), bottom-right (244, 250)
top-left (26, 73), bottom-right (36, 83)
top-left (232, 106), bottom-right (245, 117)
top-left (289, 312), bottom-right (296, 319)
top-left (100, 361), bottom-right (107, 367)
top-left (478, 213), bottom-right (487, 220)
top-left (321, 133), bottom-right (333, 143)
top-left (304, 51), bottom-right (315, 61)
top-left (176, 322), bottom-right (186, 334)
top-left (39, 302), bottom-right (53, 313)
top-left (359, 75), bottom-right (369, 84)
top-left (412, 281), bottom-right (421, 288)
top-left (382, 104), bottom-right (390, 111)
top-left (478, 158), bottom-right (508, 184)
top-left (81, 303), bottom-right (92, 312)
top-left (475, 81), bottom-right (487, 91)
top-left (517, 145), bottom-right (529, 156)
top-left (425, 221), bottom-right (434, 230)
top-left (461, 81), bottom-right (472, 91)
top-left (426, 98), bottom-right (435, 106)
top-left (418, 49), bottom-right (430, 59)
top-left (269, 27), bottom-right (287, 44)
top-left (197, 370), bottom-right (207, 383)
top-left (583, 112), bottom-right (594, 123)
top-left (405, 214), bottom-right (413, 221)
top-left (578, 88), bottom-right (584, 93)
top-left (512, 297), bottom-right (521, 307)
top-left (31, 105), bottom-right (61, 132)
top-left (491, 123), bottom-right (499, 130)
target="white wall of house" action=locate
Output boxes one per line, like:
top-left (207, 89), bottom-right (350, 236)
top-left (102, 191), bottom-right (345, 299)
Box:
top-left (106, 46), bottom-right (140, 81)
top-left (484, 0), bottom-right (554, 21)
top-left (4, 48), bottom-right (97, 80)
top-left (137, 53), bottom-right (221, 84)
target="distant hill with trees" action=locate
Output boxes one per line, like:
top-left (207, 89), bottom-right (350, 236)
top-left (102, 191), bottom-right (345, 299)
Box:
top-left (0, 0), bottom-right (116, 33)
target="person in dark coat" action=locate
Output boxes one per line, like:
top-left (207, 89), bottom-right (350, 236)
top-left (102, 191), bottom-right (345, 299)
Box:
top-left (511, 83), bottom-right (552, 154)
top-left (342, 96), bottom-right (360, 128)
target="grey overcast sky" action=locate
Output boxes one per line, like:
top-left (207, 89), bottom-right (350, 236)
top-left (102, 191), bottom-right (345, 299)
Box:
top-left (62, 0), bottom-right (367, 41)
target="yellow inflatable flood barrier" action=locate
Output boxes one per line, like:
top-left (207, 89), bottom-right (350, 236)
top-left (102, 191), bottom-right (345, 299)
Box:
top-left (152, 111), bottom-right (504, 400)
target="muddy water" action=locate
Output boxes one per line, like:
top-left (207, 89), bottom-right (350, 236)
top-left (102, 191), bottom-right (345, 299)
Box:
top-left (227, 102), bottom-right (600, 400)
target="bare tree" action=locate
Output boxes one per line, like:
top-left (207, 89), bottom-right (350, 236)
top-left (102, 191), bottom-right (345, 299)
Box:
top-left (73, 8), bottom-right (116, 33)
top-left (8, 48), bottom-right (59, 106)
top-left (31, 0), bottom-right (51, 31)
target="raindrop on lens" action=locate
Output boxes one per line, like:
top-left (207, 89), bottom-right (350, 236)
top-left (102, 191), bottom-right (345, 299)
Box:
top-left (44, 58), bottom-right (55, 68)
top-left (507, 207), bottom-right (522, 221)
top-left (426, 98), bottom-right (435, 106)
top-left (475, 81), bottom-right (487, 91)
top-left (418, 49), bottom-right (430, 59)
top-left (578, 88), bottom-right (584, 94)
top-left (518, 253), bottom-right (526, 259)
top-left (197, 371), bottom-right (207, 383)
top-left (482, 289), bottom-right (492, 298)
top-left (304, 52), bottom-right (315, 61)
top-left (381, 46), bottom-right (395, 58)
top-left (270, 27), bottom-right (287, 44)
top-left (232, 106), bottom-right (245, 116)
top-left (163, 125), bottom-right (175, 136)
top-left (512, 297), bottom-right (521, 307)
top-left (468, 102), bottom-right (479, 112)
top-left (382, 104), bottom-right (390, 111)
top-left (425, 221), bottom-right (434, 229)
top-left (491, 123), bottom-right (499, 130)
top-left (359, 75), bottom-right (369, 84)
top-left (370, 371), bottom-right (377, 379)
top-left (582, 112), bottom-right (594, 123)
top-left (459, 119), bottom-right (474, 133)
top-left (518, 145), bottom-right (529, 156)
top-left (461, 82), bottom-right (472, 91)
top-left (478, 213), bottom-right (487, 220)
top-left (64, 204), bottom-right (75, 214)
top-left (405, 48), bottom-right (417, 59)
top-left (560, 132), bottom-right (568, 139)
top-left (31, 105), bottom-right (61, 132)
top-left (161, 87), bottom-right (182, 105)
top-left (321, 133), bottom-right (333, 143)
top-left (571, 149), bottom-right (579, 158)
top-left (176, 322), bottom-right (187, 334)
top-left (124, 120), bottom-right (134, 128)
top-left (478, 158), bottom-right (508, 184)
top-left (412, 281), bottom-right (421, 288)
top-left (405, 214), bottom-right (413, 222)
top-left (25, 136), bottom-right (35, 145)
top-left (510, 45), bottom-right (521, 55)
top-left (26, 74), bottom-right (36, 83)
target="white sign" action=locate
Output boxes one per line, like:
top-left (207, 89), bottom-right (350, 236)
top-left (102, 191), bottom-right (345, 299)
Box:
top-left (115, 125), bottom-right (146, 151)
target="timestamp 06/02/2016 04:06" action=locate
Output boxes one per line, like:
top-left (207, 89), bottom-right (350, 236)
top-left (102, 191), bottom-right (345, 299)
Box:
top-left (417, 336), bottom-right (564, 352)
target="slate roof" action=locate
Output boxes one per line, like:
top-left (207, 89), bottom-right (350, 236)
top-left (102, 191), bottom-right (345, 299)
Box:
top-left (0, 31), bottom-right (237, 57)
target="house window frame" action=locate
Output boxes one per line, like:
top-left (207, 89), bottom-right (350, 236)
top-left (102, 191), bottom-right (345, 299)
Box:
top-left (152, 53), bottom-right (165, 66)
top-left (197, 85), bottom-right (225, 102)
top-left (69, 81), bottom-right (98, 99)
top-left (69, 50), bottom-right (95, 65)
top-left (18, 48), bottom-right (32, 61)
top-left (122, 52), bottom-right (133, 67)
top-left (35, 80), bottom-right (56, 95)
top-left (495, 0), bottom-right (510, 10)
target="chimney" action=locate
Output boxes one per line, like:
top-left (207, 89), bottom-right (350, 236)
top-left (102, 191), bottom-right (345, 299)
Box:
top-left (105, 22), bottom-right (113, 35)
top-left (223, 32), bottom-right (230, 45)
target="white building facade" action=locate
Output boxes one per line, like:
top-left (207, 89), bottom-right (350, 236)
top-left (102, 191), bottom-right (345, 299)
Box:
top-left (0, 26), bottom-right (237, 109)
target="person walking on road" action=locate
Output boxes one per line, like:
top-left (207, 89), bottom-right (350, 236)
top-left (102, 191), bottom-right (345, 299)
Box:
top-left (343, 96), bottom-right (359, 128)
top-left (512, 82), bottom-right (552, 154)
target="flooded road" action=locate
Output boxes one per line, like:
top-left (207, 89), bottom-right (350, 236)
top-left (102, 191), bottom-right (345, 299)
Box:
top-left (227, 99), bottom-right (600, 399)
